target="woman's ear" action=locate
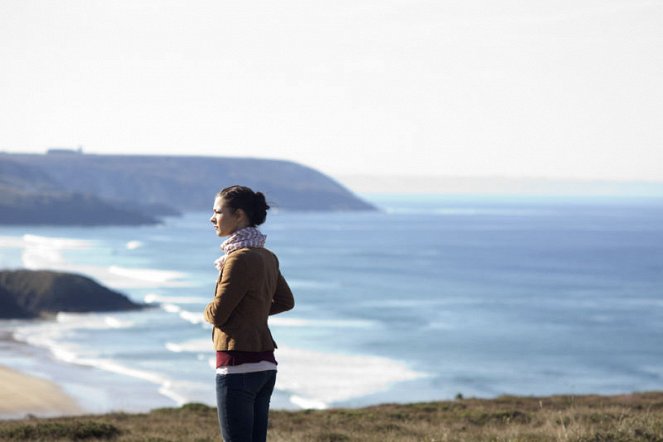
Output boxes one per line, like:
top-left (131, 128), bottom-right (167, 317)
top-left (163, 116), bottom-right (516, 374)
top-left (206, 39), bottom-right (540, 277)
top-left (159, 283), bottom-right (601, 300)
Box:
top-left (235, 208), bottom-right (249, 223)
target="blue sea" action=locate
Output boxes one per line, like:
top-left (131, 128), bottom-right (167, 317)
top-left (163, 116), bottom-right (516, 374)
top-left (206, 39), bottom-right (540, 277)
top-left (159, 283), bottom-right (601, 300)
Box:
top-left (1, 194), bottom-right (662, 416)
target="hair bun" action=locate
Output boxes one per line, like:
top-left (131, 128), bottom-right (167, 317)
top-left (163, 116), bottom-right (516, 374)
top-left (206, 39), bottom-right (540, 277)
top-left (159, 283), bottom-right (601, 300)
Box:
top-left (218, 185), bottom-right (270, 226)
top-left (254, 192), bottom-right (270, 211)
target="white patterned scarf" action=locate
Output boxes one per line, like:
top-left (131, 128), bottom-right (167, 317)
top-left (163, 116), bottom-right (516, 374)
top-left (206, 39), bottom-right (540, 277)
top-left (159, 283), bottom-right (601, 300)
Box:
top-left (213, 226), bottom-right (267, 271)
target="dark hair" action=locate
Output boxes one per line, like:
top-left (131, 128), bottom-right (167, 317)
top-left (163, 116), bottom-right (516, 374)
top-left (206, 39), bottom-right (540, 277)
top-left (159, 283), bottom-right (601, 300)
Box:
top-left (217, 185), bottom-right (270, 227)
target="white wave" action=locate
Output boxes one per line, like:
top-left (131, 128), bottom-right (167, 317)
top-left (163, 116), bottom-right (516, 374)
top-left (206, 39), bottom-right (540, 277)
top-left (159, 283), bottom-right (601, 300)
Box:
top-left (125, 240), bottom-right (143, 250)
top-left (104, 316), bottom-right (134, 329)
top-left (19, 320), bottom-right (427, 412)
top-left (12, 323), bottom-right (181, 407)
top-left (10, 314), bottom-right (137, 368)
top-left (10, 313), bottom-right (139, 383)
top-left (144, 293), bottom-right (161, 304)
top-left (93, 360), bottom-right (163, 384)
top-left (13, 313), bottom-right (190, 405)
top-left (166, 338), bottom-right (428, 409)
top-left (22, 261), bottom-right (191, 289)
top-left (161, 304), bottom-right (181, 313)
top-left (160, 304), bottom-right (204, 325)
top-left (275, 345), bottom-right (428, 409)
top-left (158, 381), bottom-right (191, 406)
top-left (289, 395), bottom-right (328, 410)
top-left (144, 293), bottom-right (207, 304)
top-left (108, 266), bottom-right (187, 284)
top-left (15, 234), bottom-right (191, 290)
top-left (19, 234), bottom-right (95, 270)
top-left (0, 235), bottom-right (28, 248)
top-left (51, 345), bottom-right (80, 364)
top-left (22, 246), bottom-right (65, 269)
top-left (156, 379), bottom-right (214, 408)
top-left (179, 310), bottom-right (204, 325)
top-left (269, 317), bottom-right (376, 329)
top-left (23, 234), bottom-right (95, 249)
top-left (55, 312), bottom-right (135, 329)
top-left (165, 342), bottom-right (185, 353)
top-left (12, 325), bottom-right (89, 365)
top-left (12, 325), bottom-right (58, 349)
top-left (166, 339), bottom-right (210, 354)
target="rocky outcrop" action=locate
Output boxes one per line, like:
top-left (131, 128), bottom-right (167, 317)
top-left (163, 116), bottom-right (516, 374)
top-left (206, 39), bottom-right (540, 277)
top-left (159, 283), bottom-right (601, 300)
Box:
top-left (0, 270), bottom-right (144, 319)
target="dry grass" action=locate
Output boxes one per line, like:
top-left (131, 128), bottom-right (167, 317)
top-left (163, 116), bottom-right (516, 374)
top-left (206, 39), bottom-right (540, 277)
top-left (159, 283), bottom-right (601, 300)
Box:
top-left (2, 392), bottom-right (663, 441)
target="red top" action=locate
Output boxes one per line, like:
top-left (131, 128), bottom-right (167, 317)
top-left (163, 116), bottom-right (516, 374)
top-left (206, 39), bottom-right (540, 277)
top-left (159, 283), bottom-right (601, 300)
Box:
top-left (216, 350), bottom-right (277, 368)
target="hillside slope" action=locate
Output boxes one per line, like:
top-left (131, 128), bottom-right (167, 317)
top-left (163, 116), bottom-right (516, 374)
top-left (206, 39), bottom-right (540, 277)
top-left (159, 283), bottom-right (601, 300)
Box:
top-left (2, 152), bottom-right (375, 212)
top-left (0, 157), bottom-right (160, 225)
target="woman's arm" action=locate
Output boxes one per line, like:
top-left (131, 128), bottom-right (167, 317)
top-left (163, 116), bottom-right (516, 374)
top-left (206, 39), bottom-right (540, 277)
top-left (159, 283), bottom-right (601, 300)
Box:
top-left (270, 272), bottom-right (294, 315)
top-left (203, 255), bottom-right (250, 326)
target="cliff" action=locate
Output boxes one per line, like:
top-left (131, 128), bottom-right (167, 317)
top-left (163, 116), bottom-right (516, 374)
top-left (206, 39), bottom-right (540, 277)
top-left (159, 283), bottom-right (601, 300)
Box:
top-left (0, 153), bottom-right (375, 221)
top-left (0, 270), bottom-right (144, 319)
top-left (0, 157), bottom-right (160, 226)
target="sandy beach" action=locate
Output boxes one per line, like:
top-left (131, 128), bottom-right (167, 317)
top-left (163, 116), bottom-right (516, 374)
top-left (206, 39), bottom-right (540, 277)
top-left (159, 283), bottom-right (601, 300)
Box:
top-left (0, 365), bottom-right (82, 419)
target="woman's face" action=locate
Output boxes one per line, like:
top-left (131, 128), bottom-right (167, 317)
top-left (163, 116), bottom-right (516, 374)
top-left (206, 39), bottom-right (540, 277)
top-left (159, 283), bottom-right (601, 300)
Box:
top-left (210, 196), bottom-right (246, 237)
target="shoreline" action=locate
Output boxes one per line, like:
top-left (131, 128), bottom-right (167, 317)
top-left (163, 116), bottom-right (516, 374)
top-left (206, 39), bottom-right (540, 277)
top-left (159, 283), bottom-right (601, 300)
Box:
top-left (2, 324), bottom-right (662, 425)
top-left (2, 322), bottom-right (663, 418)
top-left (0, 327), bottom-right (184, 417)
top-left (0, 364), bottom-right (82, 420)
top-left (0, 329), bottom-right (82, 419)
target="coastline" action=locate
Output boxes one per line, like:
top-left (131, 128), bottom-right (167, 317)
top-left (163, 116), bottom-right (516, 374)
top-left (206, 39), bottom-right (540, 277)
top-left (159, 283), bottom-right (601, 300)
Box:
top-left (0, 364), bottom-right (82, 420)
top-left (0, 325), bottom-right (185, 416)
top-left (0, 319), bottom-right (428, 414)
top-left (2, 201), bottom-right (663, 418)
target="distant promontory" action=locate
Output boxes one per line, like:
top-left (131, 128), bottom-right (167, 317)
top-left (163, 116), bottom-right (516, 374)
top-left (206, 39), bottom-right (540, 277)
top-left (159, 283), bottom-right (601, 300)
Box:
top-left (0, 151), bottom-right (376, 225)
top-left (0, 270), bottom-right (144, 319)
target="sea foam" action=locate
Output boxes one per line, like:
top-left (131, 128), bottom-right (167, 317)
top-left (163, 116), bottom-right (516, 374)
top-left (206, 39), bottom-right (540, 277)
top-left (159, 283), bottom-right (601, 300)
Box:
top-left (12, 233), bottom-right (191, 289)
top-left (275, 345), bottom-right (428, 409)
top-left (160, 304), bottom-right (205, 325)
top-left (144, 293), bottom-right (207, 304)
top-left (164, 338), bottom-right (427, 409)
top-left (269, 317), bottom-right (376, 329)
top-left (11, 314), bottom-right (183, 407)
top-left (125, 240), bottom-right (143, 250)
top-left (108, 266), bottom-right (188, 286)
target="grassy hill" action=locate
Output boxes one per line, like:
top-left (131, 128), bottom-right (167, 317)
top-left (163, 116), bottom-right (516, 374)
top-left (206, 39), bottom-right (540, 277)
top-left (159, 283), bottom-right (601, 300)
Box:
top-left (1, 391), bottom-right (662, 441)
top-left (2, 152), bottom-right (375, 212)
top-left (0, 156), bottom-right (160, 226)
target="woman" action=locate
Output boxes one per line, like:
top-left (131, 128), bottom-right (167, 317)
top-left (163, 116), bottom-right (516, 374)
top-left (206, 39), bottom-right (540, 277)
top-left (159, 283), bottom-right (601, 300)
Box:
top-left (203, 185), bottom-right (294, 442)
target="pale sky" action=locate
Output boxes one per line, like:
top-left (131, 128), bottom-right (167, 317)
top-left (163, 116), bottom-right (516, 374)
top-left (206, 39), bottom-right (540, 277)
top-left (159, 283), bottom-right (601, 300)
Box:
top-left (1, 0), bottom-right (662, 182)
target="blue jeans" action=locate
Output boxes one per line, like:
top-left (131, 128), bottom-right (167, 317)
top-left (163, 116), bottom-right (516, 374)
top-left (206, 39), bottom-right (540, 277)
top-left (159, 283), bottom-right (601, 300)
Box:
top-left (215, 370), bottom-right (277, 442)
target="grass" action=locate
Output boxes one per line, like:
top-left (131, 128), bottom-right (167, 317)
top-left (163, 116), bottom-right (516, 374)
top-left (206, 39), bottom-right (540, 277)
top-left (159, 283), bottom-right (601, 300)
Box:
top-left (2, 392), bottom-right (663, 441)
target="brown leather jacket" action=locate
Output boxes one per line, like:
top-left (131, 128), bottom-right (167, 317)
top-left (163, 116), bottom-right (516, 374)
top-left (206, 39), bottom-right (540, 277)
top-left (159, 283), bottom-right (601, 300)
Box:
top-left (203, 247), bottom-right (294, 351)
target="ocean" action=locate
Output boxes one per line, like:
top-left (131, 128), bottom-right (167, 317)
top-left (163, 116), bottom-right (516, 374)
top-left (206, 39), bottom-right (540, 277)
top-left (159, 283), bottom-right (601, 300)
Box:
top-left (1, 194), bottom-right (662, 414)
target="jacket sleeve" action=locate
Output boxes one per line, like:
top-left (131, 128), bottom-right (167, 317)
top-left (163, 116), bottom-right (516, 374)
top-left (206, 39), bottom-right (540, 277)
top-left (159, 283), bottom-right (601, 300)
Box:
top-left (203, 255), bottom-right (250, 327)
top-left (270, 271), bottom-right (294, 315)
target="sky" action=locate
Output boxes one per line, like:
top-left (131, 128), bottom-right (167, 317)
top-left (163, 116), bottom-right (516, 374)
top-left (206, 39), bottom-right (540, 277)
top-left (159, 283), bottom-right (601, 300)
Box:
top-left (1, 0), bottom-right (662, 183)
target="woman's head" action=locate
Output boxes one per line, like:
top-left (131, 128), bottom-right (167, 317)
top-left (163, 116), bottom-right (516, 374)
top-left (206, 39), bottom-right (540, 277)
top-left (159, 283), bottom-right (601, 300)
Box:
top-left (210, 185), bottom-right (270, 236)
